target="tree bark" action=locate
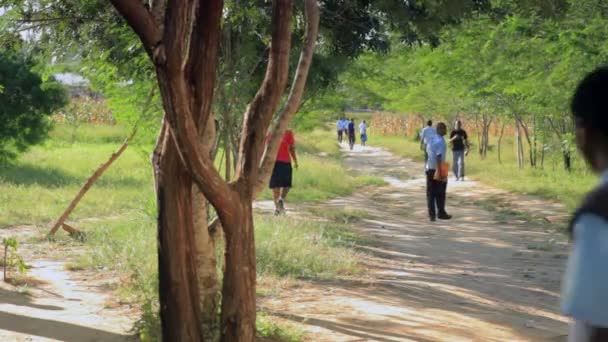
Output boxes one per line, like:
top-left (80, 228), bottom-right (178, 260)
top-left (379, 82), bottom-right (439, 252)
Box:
top-left (219, 199), bottom-right (256, 342)
top-left (156, 140), bottom-right (204, 341)
top-left (497, 122), bottom-right (506, 164)
top-left (516, 119), bottom-right (524, 169)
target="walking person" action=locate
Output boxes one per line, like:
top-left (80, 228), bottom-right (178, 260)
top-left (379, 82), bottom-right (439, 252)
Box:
top-left (426, 122), bottom-right (451, 222)
top-left (359, 120), bottom-right (368, 146)
top-left (348, 118), bottom-right (356, 150)
top-left (450, 120), bottom-right (469, 181)
top-left (268, 129), bottom-right (298, 215)
top-left (420, 120), bottom-right (436, 162)
top-left (336, 117), bottom-right (344, 143)
top-left (561, 67), bottom-right (608, 341)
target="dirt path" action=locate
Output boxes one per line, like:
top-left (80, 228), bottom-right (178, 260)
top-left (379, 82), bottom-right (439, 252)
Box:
top-left (0, 228), bottom-right (137, 342)
top-left (261, 144), bottom-right (570, 341)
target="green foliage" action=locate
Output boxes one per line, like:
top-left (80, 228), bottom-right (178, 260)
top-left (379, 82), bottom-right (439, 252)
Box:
top-left (3, 237), bottom-right (27, 281)
top-left (256, 312), bottom-right (304, 342)
top-left (0, 49), bottom-right (68, 162)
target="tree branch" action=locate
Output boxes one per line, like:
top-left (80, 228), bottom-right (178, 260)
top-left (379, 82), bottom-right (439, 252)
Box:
top-left (233, 0), bottom-right (294, 190)
top-left (188, 0), bottom-right (224, 132)
top-left (109, 0), bottom-right (162, 57)
top-left (254, 0), bottom-right (320, 196)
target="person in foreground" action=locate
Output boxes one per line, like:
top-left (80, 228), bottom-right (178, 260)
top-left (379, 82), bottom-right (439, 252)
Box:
top-left (450, 120), bottom-right (469, 181)
top-left (268, 129), bottom-right (298, 215)
top-left (420, 120), bottom-right (436, 162)
top-left (562, 67), bottom-right (608, 341)
top-left (426, 122), bottom-right (451, 222)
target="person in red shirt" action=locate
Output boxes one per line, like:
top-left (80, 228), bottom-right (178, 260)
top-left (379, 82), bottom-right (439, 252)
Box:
top-left (267, 130), bottom-right (298, 215)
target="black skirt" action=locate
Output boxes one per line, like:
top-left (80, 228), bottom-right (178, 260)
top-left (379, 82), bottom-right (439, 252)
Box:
top-left (269, 161), bottom-right (293, 188)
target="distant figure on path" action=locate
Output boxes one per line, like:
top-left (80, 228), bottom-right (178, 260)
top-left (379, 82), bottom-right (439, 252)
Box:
top-left (561, 67), bottom-right (608, 341)
top-left (420, 120), bottom-right (436, 162)
top-left (268, 130), bottom-right (298, 215)
top-left (336, 118), bottom-right (345, 143)
top-left (359, 120), bottom-right (368, 146)
top-left (450, 120), bottom-right (469, 181)
top-left (348, 119), bottom-right (356, 150)
top-left (425, 122), bottom-right (451, 222)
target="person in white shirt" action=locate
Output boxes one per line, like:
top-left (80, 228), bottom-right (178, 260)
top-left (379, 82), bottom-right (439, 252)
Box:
top-left (419, 120), bottom-right (436, 162)
top-left (336, 118), bottom-right (344, 143)
top-left (359, 120), bottom-right (368, 146)
top-left (425, 122), bottom-right (451, 222)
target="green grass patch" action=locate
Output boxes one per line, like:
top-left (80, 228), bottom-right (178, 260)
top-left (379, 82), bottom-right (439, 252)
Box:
top-left (257, 311), bottom-right (304, 342)
top-left (256, 215), bottom-right (362, 278)
top-left (0, 131), bottom-right (152, 227)
top-left (49, 123), bottom-right (129, 145)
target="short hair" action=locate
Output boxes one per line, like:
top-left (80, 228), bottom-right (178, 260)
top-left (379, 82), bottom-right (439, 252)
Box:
top-left (572, 67), bottom-right (608, 136)
top-left (427, 120), bottom-right (433, 126)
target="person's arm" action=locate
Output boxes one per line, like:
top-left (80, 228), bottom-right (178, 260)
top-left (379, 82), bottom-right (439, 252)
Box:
top-left (464, 131), bottom-right (470, 155)
top-left (289, 144), bottom-right (298, 169)
top-left (562, 215), bottom-right (608, 340)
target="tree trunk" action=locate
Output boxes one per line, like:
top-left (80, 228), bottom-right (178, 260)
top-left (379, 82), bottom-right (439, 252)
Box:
top-left (156, 141), bottom-right (205, 341)
top-left (219, 198), bottom-right (256, 342)
top-left (516, 120), bottom-right (524, 169)
top-left (192, 187), bottom-right (221, 340)
top-left (497, 122), bottom-right (506, 164)
top-left (564, 150), bottom-right (572, 172)
top-left (516, 116), bottom-right (534, 167)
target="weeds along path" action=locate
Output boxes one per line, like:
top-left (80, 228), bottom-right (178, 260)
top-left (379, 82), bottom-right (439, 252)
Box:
top-left (260, 144), bottom-right (570, 341)
top-left (0, 228), bottom-right (137, 341)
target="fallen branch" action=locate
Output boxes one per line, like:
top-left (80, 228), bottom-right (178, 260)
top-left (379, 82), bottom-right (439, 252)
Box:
top-left (48, 86), bottom-right (156, 237)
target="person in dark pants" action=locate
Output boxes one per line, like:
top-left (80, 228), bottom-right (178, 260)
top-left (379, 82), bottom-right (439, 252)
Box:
top-left (561, 67), bottom-right (608, 341)
top-left (268, 130), bottom-right (298, 215)
top-left (348, 118), bottom-right (356, 150)
top-left (450, 120), bottom-right (469, 181)
top-left (425, 122), bottom-right (451, 222)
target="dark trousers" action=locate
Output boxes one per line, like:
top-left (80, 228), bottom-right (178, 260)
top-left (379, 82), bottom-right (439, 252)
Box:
top-left (426, 170), bottom-right (447, 218)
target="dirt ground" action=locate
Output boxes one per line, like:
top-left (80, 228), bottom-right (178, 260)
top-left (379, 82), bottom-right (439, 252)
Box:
top-left (260, 144), bottom-right (571, 341)
top-left (0, 229), bottom-right (137, 342)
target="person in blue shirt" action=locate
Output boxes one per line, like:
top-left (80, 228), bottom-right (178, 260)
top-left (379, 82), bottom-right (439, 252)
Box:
top-left (562, 67), bottom-right (608, 341)
top-left (336, 118), bottom-right (345, 143)
top-left (425, 122), bottom-right (451, 222)
top-left (420, 120), bottom-right (436, 162)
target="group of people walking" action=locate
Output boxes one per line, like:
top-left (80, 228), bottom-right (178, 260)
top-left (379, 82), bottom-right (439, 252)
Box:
top-left (337, 117), bottom-right (368, 149)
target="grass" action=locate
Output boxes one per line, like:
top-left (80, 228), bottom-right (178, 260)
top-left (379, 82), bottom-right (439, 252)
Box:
top-left (0, 124), bottom-right (152, 227)
top-left (256, 215), bottom-right (362, 278)
top-left (0, 123), bottom-right (383, 341)
top-left (371, 133), bottom-right (596, 212)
